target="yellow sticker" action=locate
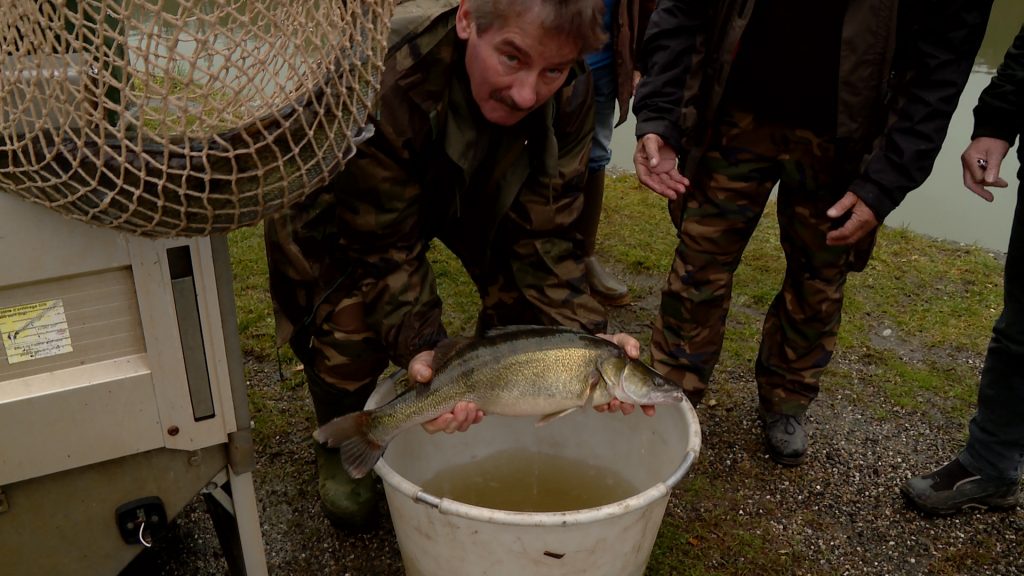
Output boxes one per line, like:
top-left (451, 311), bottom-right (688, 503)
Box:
top-left (0, 299), bottom-right (73, 364)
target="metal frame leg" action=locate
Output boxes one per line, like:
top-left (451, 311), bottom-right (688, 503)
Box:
top-left (202, 468), bottom-right (268, 576)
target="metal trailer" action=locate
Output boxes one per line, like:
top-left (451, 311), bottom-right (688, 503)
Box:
top-left (0, 192), bottom-right (268, 575)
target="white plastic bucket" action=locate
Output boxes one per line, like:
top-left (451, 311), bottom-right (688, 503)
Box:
top-left (373, 400), bottom-right (701, 576)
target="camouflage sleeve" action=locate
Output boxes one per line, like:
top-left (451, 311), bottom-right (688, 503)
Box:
top-left (331, 127), bottom-right (448, 368)
top-left (501, 69), bottom-right (609, 335)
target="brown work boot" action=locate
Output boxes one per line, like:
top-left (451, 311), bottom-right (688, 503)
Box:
top-left (578, 168), bottom-right (629, 306)
top-left (584, 255), bottom-right (630, 306)
top-left (313, 440), bottom-right (378, 530)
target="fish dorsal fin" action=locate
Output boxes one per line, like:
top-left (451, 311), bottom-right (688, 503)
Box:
top-left (481, 325), bottom-right (582, 339)
top-left (385, 368), bottom-right (433, 399)
top-left (431, 335), bottom-right (475, 369)
top-left (391, 369), bottom-right (413, 397)
top-left (435, 325), bottom-right (589, 369)
top-left (535, 407), bottom-right (579, 426)
top-left (414, 380), bottom-right (433, 399)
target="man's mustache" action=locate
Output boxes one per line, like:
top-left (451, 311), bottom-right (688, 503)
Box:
top-left (490, 91), bottom-right (530, 113)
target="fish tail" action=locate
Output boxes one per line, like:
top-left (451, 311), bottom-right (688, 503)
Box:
top-left (313, 411), bottom-right (384, 479)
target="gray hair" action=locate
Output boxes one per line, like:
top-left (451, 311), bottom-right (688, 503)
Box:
top-left (465, 0), bottom-right (607, 54)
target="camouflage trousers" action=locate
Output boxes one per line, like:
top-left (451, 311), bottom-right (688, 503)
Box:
top-left (653, 107), bottom-right (876, 415)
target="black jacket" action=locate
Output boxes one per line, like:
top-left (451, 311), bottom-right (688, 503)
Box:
top-left (973, 25), bottom-right (1024, 166)
top-left (634, 0), bottom-right (994, 221)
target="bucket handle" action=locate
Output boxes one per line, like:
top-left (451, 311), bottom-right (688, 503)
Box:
top-left (415, 491), bottom-right (443, 508)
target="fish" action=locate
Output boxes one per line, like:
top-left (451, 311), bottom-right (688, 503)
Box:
top-left (314, 325), bottom-right (688, 479)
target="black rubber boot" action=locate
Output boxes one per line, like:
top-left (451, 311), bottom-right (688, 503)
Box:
top-left (578, 168), bottom-right (629, 306)
top-left (306, 369), bottom-right (379, 530)
top-left (759, 408), bottom-right (808, 467)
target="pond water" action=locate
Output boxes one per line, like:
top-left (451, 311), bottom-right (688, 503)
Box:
top-left (609, 0), bottom-right (1023, 252)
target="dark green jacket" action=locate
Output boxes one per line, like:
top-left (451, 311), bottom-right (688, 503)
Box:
top-left (265, 0), bottom-right (600, 367)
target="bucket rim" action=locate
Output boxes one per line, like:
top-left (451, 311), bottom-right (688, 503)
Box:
top-left (372, 400), bottom-right (701, 527)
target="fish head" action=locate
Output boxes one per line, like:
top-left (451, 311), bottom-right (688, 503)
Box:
top-left (598, 356), bottom-right (688, 405)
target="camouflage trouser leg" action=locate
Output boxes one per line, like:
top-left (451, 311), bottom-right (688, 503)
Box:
top-left (265, 213), bottom-right (392, 425)
top-left (652, 108), bottom-right (875, 414)
top-left (756, 161), bottom-right (876, 415)
top-left (289, 289), bottom-right (391, 425)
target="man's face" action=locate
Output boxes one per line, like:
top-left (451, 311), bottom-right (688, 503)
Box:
top-left (455, 1), bottom-right (581, 126)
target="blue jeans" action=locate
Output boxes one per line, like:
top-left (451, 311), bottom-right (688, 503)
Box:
top-left (962, 166), bottom-right (1024, 482)
top-left (588, 62), bottom-right (616, 171)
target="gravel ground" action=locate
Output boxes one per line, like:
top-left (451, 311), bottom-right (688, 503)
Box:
top-left (120, 274), bottom-right (1024, 576)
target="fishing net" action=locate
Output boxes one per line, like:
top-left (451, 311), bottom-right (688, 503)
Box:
top-left (0, 0), bottom-right (392, 237)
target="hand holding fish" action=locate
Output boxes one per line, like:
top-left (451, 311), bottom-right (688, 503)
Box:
top-left (592, 332), bottom-right (656, 417)
top-left (314, 326), bottom-right (688, 478)
top-left (410, 349), bottom-right (485, 434)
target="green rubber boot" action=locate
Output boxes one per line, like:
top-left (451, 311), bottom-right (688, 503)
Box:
top-left (313, 440), bottom-right (378, 530)
top-left (301, 365), bottom-right (380, 530)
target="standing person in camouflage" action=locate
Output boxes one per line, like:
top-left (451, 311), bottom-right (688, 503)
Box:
top-left (265, 0), bottom-right (646, 529)
top-left (902, 25), bottom-right (1024, 515)
top-left (632, 0), bottom-right (993, 466)
top-left (576, 0), bottom-right (655, 305)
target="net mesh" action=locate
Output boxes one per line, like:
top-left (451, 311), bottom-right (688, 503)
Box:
top-left (0, 0), bottom-right (393, 237)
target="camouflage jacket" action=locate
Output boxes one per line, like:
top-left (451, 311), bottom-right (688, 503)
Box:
top-left (634, 0), bottom-right (994, 221)
top-left (265, 1), bottom-right (601, 368)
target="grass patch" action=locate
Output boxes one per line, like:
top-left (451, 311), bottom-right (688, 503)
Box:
top-left (844, 225), bottom-right (1002, 351)
top-left (647, 475), bottom-right (804, 575)
top-left (601, 174), bottom-right (679, 273)
top-left (850, 346), bottom-right (982, 420)
top-left (227, 224), bottom-right (279, 361)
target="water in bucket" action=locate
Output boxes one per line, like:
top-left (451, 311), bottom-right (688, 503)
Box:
top-left (419, 447), bottom-right (639, 512)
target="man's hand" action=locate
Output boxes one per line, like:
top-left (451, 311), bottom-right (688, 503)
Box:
top-left (410, 349), bottom-right (484, 434)
top-left (961, 136), bottom-right (1010, 202)
top-left (634, 134), bottom-right (690, 200)
top-left (826, 191), bottom-right (879, 246)
top-left (592, 332), bottom-right (656, 417)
